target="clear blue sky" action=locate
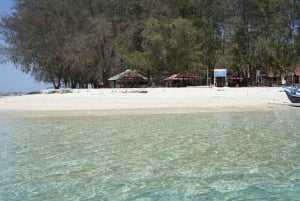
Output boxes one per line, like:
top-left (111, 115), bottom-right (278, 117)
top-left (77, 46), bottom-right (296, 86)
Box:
top-left (0, 0), bottom-right (51, 93)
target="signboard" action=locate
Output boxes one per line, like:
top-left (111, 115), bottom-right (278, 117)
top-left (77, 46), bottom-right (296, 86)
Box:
top-left (256, 70), bottom-right (261, 77)
top-left (214, 69), bottom-right (227, 77)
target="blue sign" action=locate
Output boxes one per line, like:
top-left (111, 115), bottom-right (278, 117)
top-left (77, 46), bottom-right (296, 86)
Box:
top-left (214, 69), bottom-right (227, 77)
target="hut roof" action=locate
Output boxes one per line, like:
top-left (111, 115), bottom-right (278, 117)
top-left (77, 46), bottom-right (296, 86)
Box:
top-left (164, 73), bottom-right (197, 81)
top-left (108, 69), bottom-right (148, 81)
top-left (164, 74), bottom-right (180, 81)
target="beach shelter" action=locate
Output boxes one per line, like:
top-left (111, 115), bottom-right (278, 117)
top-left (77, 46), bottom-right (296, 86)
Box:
top-left (259, 69), bottom-right (281, 86)
top-left (164, 73), bottom-right (197, 87)
top-left (293, 65), bottom-right (300, 84)
top-left (227, 75), bottom-right (244, 87)
top-left (108, 69), bottom-right (148, 88)
top-left (266, 70), bottom-right (280, 86)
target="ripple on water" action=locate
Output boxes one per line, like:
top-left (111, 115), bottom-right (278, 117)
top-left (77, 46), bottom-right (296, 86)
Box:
top-left (0, 110), bottom-right (300, 200)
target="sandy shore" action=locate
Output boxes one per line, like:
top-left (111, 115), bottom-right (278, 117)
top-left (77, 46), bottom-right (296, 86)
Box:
top-left (0, 87), bottom-right (292, 116)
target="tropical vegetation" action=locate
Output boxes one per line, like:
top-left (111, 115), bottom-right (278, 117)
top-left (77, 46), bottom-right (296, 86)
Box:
top-left (1, 0), bottom-right (300, 88)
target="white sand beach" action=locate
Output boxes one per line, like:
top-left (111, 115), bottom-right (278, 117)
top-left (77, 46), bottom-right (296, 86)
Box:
top-left (0, 87), bottom-right (292, 116)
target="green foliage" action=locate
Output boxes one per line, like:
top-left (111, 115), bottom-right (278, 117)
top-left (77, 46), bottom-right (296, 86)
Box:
top-left (1, 0), bottom-right (300, 88)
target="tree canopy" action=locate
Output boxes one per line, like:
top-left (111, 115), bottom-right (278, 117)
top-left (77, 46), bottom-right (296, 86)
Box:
top-left (1, 0), bottom-right (300, 88)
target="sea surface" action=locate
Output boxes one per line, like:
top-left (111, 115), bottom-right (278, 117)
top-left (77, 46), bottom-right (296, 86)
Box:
top-left (0, 110), bottom-right (300, 200)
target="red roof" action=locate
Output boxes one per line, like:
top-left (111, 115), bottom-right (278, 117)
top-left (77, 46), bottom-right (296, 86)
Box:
top-left (164, 73), bottom-right (197, 81)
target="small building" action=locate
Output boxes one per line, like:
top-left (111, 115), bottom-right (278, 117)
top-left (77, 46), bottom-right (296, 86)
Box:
top-left (227, 75), bottom-right (244, 87)
top-left (92, 80), bottom-right (104, 88)
top-left (293, 65), bottom-right (300, 85)
top-left (262, 70), bottom-right (280, 86)
top-left (164, 73), bottom-right (197, 87)
top-left (108, 69), bottom-right (148, 88)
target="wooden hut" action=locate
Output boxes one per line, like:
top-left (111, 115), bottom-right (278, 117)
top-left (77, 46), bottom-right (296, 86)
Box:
top-left (164, 73), bottom-right (197, 87)
top-left (293, 65), bottom-right (300, 85)
top-left (227, 75), bottom-right (244, 87)
top-left (108, 69), bottom-right (148, 88)
top-left (261, 70), bottom-right (280, 86)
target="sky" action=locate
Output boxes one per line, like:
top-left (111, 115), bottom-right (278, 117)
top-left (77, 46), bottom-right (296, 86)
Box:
top-left (0, 0), bottom-right (51, 93)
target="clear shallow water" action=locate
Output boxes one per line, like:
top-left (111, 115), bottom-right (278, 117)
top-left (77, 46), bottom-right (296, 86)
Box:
top-left (0, 110), bottom-right (300, 200)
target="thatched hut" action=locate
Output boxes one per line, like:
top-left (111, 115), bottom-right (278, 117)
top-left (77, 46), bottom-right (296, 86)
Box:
top-left (293, 65), bottom-right (300, 85)
top-left (108, 69), bottom-right (148, 88)
top-left (227, 75), bottom-right (244, 87)
top-left (164, 73), bottom-right (197, 87)
top-left (260, 70), bottom-right (280, 86)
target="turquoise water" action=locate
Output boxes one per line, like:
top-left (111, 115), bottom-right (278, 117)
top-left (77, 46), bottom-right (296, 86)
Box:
top-left (0, 110), bottom-right (300, 200)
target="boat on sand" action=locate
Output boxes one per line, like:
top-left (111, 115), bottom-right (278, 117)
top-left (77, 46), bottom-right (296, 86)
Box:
top-left (283, 85), bottom-right (300, 103)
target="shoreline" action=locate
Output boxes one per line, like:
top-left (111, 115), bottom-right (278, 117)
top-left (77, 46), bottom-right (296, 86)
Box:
top-left (1, 105), bottom-right (292, 118)
top-left (0, 87), bottom-right (293, 117)
top-left (1, 105), bottom-right (291, 117)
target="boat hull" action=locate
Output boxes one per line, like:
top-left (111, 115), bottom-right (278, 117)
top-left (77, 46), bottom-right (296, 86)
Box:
top-left (285, 91), bottom-right (300, 103)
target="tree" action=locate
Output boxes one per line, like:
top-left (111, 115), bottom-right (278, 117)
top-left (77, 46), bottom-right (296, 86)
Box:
top-left (0, 0), bottom-right (115, 88)
top-left (2, 0), bottom-right (300, 88)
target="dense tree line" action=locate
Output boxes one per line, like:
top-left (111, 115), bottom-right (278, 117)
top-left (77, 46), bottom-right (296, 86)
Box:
top-left (1, 0), bottom-right (300, 88)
